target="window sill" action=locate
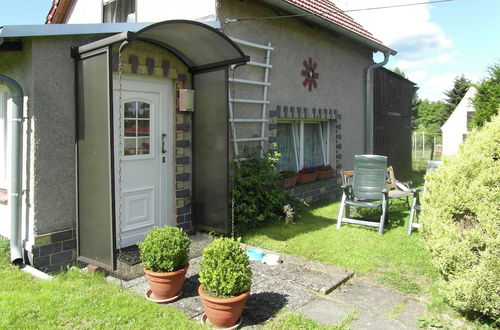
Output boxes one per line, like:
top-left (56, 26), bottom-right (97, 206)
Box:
top-left (0, 188), bottom-right (7, 205)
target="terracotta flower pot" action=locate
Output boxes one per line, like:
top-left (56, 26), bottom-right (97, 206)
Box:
top-left (281, 176), bottom-right (297, 188)
top-left (198, 284), bottom-right (250, 328)
top-left (317, 169), bottom-right (334, 180)
top-left (144, 264), bottom-right (188, 301)
top-left (297, 172), bottom-right (317, 184)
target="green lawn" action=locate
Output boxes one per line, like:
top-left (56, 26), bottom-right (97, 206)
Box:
top-left (0, 239), bottom-right (200, 329)
top-left (242, 197), bottom-right (438, 296)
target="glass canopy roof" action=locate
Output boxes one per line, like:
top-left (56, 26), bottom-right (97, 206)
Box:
top-left (74, 20), bottom-right (248, 73)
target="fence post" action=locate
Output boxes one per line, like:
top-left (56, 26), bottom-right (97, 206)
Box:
top-left (422, 130), bottom-right (425, 158)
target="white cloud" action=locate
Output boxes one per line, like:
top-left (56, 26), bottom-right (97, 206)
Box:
top-left (336, 0), bottom-right (458, 100)
top-left (418, 72), bottom-right (458, 101)
top-left (408, 69), bottom-right (428, 82)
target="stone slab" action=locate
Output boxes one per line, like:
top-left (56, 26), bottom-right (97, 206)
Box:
top-left (241, 244), bottom-right (354, 294)
top-left (298, 297), bottom-right (356, 325)
top-left (327, 280), bottom-right (423, 329)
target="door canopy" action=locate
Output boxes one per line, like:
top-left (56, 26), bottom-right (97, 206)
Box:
top-left (73, 20), bottom-right (249, 73)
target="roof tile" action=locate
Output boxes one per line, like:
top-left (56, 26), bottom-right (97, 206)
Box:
top-left (282, 0), bottom-right (382, 43)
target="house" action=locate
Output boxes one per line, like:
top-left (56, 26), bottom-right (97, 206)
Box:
top-left (0, 0), bottom-right (396, 272)
top-left (441, 86), bottom-right (477, 156)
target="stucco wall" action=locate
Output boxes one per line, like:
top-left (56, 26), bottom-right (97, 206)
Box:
top-left (65, 0), bottom-right (102, 24)
top-left (137, 0), bottom-right (216, 22)
top-left (30, 36), bottom-right (84, 235)
top-left (219, 0), bottom-right (373, 170)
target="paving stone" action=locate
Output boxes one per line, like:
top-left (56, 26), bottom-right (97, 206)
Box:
top-left (352, 311), bottom-right (416, 330)
top-left (242, 244), bottom-right (353, 294)
top-left (327, 280), bottom-right (423, 329)
top-left (394, 298), bottom-right (427, 328)
top-left (328, 280), bottom-right (407, 315)
top-left (298, 297), bottom-right (356, 325)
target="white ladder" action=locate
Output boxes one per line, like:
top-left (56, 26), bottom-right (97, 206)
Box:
top-left (228, 37), bottom-right (273, 158)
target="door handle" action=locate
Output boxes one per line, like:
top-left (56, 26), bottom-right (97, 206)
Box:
top-left (162, 134), bottom-right (167, 153)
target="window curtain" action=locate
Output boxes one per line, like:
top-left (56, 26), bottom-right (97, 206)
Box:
top-left (103, 0), bottom-right (136, 23)
top-left (277, 123), bottom-right (297, 171)
top-left (303, 123), bottom-right (323, 167)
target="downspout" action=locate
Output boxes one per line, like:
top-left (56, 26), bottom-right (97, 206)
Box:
top-left (365, 51), bottom-right (390, 154)
top-left (0, 74), bottom-right (24, 264)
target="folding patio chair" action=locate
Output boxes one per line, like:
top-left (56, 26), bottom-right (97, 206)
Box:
top-left (407, 160), bottom-right (443, 235)
top-left (337, 155), bottom-right (388, 235)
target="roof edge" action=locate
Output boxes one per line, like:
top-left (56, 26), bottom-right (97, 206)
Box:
top-left (260, 0), bottom-right (396, 55)
top-left (46, 0), bottom-right (75, 24)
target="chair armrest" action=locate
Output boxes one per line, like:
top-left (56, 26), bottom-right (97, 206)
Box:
top-left (341, 184), bottom-right (352, 190)
top-left (410, 188), bottom-right (421, 195)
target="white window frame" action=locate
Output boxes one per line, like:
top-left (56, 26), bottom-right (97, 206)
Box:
top-left (278, 119), bottom-right (330, 171)
top-left (122, 98), bottom-right (154, 159)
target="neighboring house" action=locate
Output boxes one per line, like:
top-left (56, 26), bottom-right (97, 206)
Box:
top-left (441, 86), bottom-right (477, 156)
top-left (0, 0), bottom-right (396, 272)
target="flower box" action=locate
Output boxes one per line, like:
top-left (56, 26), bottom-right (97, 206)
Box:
top-left (297, 167), bottom-right (318, 184)
top-left (279, 171), bottom-right (298, 188)
top-left (316, 164), bottom-right (335, 180)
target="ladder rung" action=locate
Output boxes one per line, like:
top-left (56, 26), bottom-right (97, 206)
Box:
top-left (230, 37), bottom-right (274, 50)
top-left (247, 61), bottom-right (272, 68)
top-left (230, 118), bottom-right (269, 123)
top-left (230, 98), bottom-right (270, 104)
top-left (232, 137), bottom-right (268, 142)
top-left (228, 78), bottom-right (271, 86)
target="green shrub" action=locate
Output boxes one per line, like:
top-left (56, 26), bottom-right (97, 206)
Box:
top-left (199, 238), bottom-right (252, 297)
top-left (421, 115), bottom-right (500, 320)
top-left (138, 226), bottom-right (191, 273)
top-left (232, 153), bottom-right (306, 234)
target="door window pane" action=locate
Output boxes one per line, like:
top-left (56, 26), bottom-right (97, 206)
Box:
top-left (123, 100), bottom-right (151, 156)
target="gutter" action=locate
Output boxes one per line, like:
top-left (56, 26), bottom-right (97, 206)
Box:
top-left (365, 51), bottom-right (390, 154)
top-left (0, 74), bottom-right (24, 264)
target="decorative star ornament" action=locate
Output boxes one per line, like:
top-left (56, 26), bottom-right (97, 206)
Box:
top-left (301, 57), bottom-right (319, 91)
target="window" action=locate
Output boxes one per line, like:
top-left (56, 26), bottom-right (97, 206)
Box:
top-left (123, 101), bottom-right (150, 156)
top-left (277, 121), bottom-right (330, 171)
top-left (103, 0), bottom-right (136, 23)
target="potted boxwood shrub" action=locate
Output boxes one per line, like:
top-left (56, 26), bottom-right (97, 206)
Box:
top-left (279, 170), bottom-right (298, 188)
top-left (316, 164), bottom-right (335, 180)
top-left (297, 167), bottom-right (318, 184)
top-left (198, 238), bottom-right (252, 328)
top-left (138, 226), bottom-right (191, 303)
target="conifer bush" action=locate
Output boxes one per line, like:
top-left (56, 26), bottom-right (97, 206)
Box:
top-left (199, 238), bottom-right (252, 297)
top-left (421, 115), bottom-right (500, 321)
top-left (138, 226), bottom-right (191, 272)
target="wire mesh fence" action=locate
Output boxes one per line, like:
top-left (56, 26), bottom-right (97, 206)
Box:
top-left (412, 131), bottom-right (442, 171)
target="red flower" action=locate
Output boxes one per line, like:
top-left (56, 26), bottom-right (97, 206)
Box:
top-left (301, 57), bottom-right (319, 92)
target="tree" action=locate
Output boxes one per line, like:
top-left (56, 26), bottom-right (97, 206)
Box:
top-left (413, 99), bottom-right (447, 131)
top-left (443, 75), bottom-right (472, 120)
top-left (392, 67), bottom-right (407, 78)
top-left (471, 62), bottom-right (500, 128)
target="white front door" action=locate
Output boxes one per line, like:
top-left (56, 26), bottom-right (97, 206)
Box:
top-left (113, 76), bottom-right (174, 248)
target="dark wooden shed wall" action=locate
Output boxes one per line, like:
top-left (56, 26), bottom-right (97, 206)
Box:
top-left (373, 67), bottom-right (415, 176)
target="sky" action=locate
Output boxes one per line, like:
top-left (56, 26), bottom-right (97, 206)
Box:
top-left (0, 0), bottom-right (499, 101)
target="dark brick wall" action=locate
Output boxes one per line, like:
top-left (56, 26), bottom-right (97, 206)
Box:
top-left (32, 228), bottom-right (76, 274)
top-left (287, 177), bottom-right (341, 204)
